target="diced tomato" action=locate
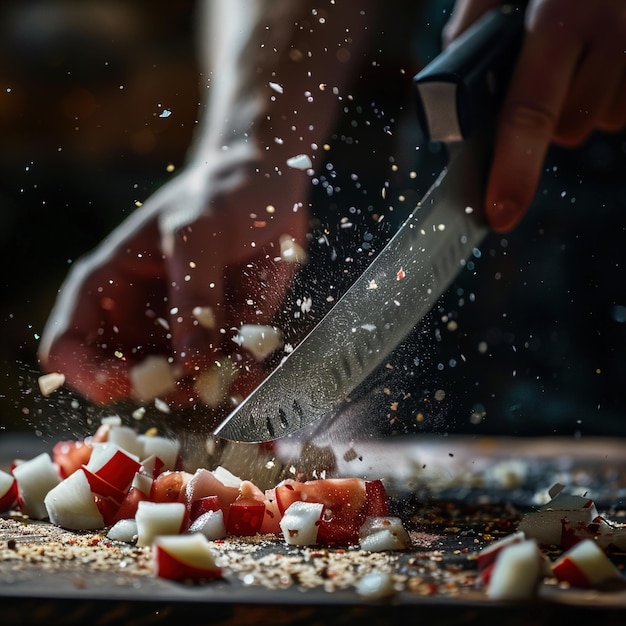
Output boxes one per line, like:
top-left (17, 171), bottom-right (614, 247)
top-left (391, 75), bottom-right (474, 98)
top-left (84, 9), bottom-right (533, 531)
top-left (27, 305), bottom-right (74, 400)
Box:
top-left (82, 466), bottom-right (126, 504)
top-left (140, 455), bottom-right (165, 479)
top-left (364, 480), bottom-right (389, 517)
top-left (112, 486), bottom-right (149, 523)
top-left (91, 450), bottom-right (141, 494)
top-left (153, 537), bottom-right (222, 582)
top-left (154, 549), bottom-right (222, 582)
top-left (189, 495), bottom-right (221, 522)
top-left (184, 469), bottom-right (239, 517)
top-left (0, 473), bottom-right (17, 512)
top-left (275, 478), bottom-right (367, 515)
top-left (226, 498), bottom-right (265, 536)
top-left (53, 440), bottom-right (93, 479)
top-left (275, 478), bottom-right (368, 545)
top-left (150, 470), bottom-right (192, 503)
top-left (94, 494), bottom-right (123, 526)
top-left (552, 554), bottom-right (593, 588)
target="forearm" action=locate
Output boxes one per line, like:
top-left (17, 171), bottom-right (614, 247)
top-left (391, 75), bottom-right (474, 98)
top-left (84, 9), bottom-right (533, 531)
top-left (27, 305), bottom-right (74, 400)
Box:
top-left (186, 0), bottom-right (306, 164)
top-left (161, 0), bottom-right (377, 234)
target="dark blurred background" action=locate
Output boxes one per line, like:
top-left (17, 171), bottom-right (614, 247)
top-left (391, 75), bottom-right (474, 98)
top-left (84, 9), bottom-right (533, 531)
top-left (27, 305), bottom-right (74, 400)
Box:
top-left (1, 1), bottom-right (625, 439)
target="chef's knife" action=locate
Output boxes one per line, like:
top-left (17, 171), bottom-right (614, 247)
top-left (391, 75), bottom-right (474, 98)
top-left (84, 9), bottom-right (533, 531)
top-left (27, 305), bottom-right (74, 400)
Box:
top-left (214, 5), bottom-right (525, 443)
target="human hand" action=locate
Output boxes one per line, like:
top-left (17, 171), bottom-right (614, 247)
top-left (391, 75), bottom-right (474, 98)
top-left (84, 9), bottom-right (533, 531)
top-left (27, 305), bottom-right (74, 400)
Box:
top-left (38, 163), bottom-right (308, 410)
top-left (444, 0), bottom-right (626, 231)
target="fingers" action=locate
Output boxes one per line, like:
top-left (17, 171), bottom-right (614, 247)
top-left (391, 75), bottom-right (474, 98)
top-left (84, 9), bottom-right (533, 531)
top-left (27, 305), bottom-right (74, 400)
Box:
top-left (486, 0), bottom-right (626, 231)
top-left (39, 219), bottom-right (173, 404)
top-left (42, 335), bottom-right (133, 404)
top-left (444, 1), bottom-right (626, 231)
top-left (555, 29), bottom-right (626, 145)
top-left (485, 3), bottom-right (583, 231)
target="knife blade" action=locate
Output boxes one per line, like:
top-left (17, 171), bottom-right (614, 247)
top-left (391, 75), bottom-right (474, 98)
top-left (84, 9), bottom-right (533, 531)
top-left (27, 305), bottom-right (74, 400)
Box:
top-left (214, 5), bottom-right (525, 443)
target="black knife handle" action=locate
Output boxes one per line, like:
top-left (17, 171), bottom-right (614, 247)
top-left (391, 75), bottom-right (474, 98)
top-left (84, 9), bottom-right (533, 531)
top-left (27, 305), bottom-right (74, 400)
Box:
top-left (414, 4), bottom-right (525, 144)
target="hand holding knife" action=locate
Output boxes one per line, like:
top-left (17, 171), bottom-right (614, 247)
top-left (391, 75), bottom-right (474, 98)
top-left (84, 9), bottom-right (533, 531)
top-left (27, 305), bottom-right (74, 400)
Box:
top-left (214, 6), bottom-right (526, 443)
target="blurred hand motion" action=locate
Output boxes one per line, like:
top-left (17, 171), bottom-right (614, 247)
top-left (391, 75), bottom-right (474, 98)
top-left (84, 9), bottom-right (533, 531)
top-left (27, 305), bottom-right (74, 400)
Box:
top-left (38, 0), bottom-right (373, 411)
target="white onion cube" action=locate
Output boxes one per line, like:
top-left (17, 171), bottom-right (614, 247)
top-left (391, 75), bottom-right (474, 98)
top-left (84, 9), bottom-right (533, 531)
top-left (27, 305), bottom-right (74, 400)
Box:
top-left (232, 325), bottom-right (283, 361)
top-left (107, 518), bottom-right (139, 543)
top-left (135, 500), bottom-right (186, 547)
top-left (279, 501), bottom-right (323, 546)
top-left (486, 539), bottom-right (544, 600)
top-left (359, 517), bottom-right (410, 551)
top-left (129, 355), bottom-right (177, 401)
top-left (355, 571), bottom-right (396, 599)
top-left (44, 469), bottom-right (104, 530)
top-left (13, 452), bottom-right (61, 519)
top-left (188, 509), bottom-right (227, 540)
top-left (138, 434), bottom-right (180, 471)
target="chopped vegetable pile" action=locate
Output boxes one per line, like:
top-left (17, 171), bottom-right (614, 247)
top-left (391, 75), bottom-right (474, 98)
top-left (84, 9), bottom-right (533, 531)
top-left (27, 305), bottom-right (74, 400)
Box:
top-left (2, 417), bottom-right (626, 600)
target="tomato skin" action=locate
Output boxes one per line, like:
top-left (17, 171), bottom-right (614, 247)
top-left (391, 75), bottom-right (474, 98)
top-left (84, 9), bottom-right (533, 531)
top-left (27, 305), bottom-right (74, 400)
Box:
top-left (0, 478), bottom-right (17, 512)
top-left (189, 495), bottom-right (221, 522)
top-left (91, 450), bottom-right (141, 494)
top-left (150, 471), bottom-right (192, 503)
top-left (153, 545), bottom-right (222, 582)
top-left (53, 440), bottom-right (93, 479)
top-left (112, 486), bottom-right (149, 523)
top-left (275, 478), bottom-right (369, 545)
top-left (226, 498), bottom-right (265, 536)
top-left (94, 494), bottom-right (122, 526)
top-left (275, 478), bottom-right (367, 515)
top-left (364, 479), bottom-right (389, 517)
top-left (82, 466), bottom-right (126, 503)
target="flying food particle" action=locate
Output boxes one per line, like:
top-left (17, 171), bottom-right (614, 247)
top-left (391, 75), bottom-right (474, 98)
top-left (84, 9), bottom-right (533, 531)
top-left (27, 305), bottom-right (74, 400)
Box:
top-left (38, 372), bottom-right (65, 396)
top-left (286, 154), bottom-right (313, 170)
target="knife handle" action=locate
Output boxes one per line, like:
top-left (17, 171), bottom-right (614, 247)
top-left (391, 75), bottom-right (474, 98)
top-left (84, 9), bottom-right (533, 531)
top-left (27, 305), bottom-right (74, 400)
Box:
top-left (414, 4), bottom-right (525, 144)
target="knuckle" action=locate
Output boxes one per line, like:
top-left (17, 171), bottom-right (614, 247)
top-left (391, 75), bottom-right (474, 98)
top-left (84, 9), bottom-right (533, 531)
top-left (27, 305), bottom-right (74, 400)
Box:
top-left (501, 101), bottom-right (558, 136)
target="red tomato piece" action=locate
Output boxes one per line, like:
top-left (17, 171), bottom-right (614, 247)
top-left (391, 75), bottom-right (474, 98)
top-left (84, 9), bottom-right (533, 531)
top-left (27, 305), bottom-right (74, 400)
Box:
top-left (184, 469), bottom-right (239, 517)
top-left (150, 471), bottom-right (192, 503)
top-left (189, 495), bottom-right (221, 522)
top-left (552, 556), bottom-right (592, 588)
top-left (94, 494), bottom-right (123, 526)
top-left (0, 477), bottom-right (17, 512)
top-left (92, 450), bottom-right (141, 494)
top-left (154, 544), bottom-right (222, 582)
top-left (53, 440), bottom-right (93, 479)
top-left (275, 478), bottom-right (368, 545)
top-left (112, 486), bottom-right (149, 523)
top-left (82, 466), bottom-right (126, 504)
top-left (275, 478), bottom-right (367, 515)
top-left (226, 498), bottom-right (265, 536)
top-left (317, 519), bottom-right (358, 544)
top-left (364, 479), bottom-right (389, 517)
